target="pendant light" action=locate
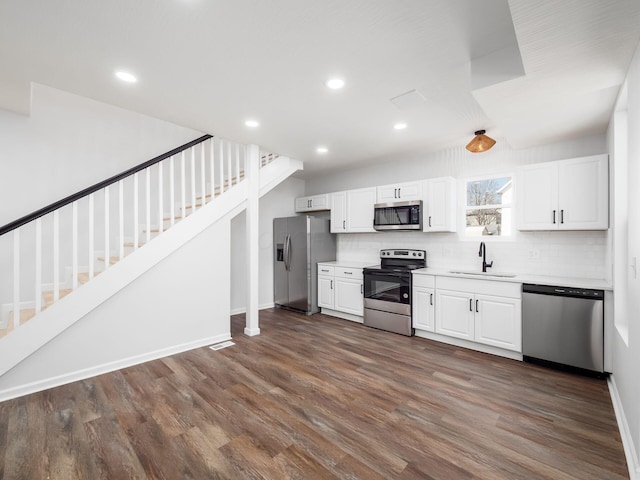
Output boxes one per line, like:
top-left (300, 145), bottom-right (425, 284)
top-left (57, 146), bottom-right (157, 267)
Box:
top-left (465, 129), bottom-right (496, 153)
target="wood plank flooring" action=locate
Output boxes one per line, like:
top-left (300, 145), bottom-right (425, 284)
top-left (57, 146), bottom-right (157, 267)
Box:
top-left (0, 308), bottom-right (628, 479)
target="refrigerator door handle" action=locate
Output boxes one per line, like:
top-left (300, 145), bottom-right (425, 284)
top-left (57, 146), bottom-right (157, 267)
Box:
top-left (283, 234), bottom-right (290, 271)
top-left (285, 234), bottom-right (292, 271)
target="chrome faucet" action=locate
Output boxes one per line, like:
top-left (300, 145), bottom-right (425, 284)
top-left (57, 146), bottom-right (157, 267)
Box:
top-left (479, 242), bottom-right (493, 272)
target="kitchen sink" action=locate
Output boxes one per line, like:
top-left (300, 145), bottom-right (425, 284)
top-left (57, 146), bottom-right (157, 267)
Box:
top-left (448, 271), bottom-right (517, 278)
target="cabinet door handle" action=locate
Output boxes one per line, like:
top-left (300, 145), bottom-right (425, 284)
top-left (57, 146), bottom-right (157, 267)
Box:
top-left (469, 299), bottom-right (473, 311)
top-left (476, 299), bottom-right (479, 313)
top-left (345, 271), bottom-right (352, 275)
top-left (428, 216), bottom-right (432, 227)
top-left (430, 293), bottom-right (433, 306)
top-left (553, 210), bottom-right (556, 224)
top-left (308, 199), bottom-right (311, 208)
top-left (394, 188), bottom-right (397, 198)
top-left (560, 209), bottom-right (564, 224)
top-left (330, 280), bottom-right (333, 289)
top-left (361, 284), bottom-right (363, 294)
top-left (398, 188), bottom-right (401, 198)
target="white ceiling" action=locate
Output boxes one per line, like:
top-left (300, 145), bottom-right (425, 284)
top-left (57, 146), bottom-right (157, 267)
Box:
top-left (1, 0), bottom-right (639, 178)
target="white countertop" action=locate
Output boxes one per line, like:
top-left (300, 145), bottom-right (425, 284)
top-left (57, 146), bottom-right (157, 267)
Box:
top-left (317, 260), bottom-right (375, 269)
top-left (412, 267), bottom-right (612, 291)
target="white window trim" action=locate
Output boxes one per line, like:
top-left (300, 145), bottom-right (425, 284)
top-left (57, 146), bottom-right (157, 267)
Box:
top-left (458, 173), bottom-right (517, 242)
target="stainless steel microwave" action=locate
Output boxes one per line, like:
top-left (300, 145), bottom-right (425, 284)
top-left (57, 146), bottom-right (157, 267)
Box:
top-left (373, 200), bottom-right (422, 231)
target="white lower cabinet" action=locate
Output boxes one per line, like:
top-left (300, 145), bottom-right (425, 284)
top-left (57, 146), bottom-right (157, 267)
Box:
top-left (317, 263), bottom-right (364, 317)
top-left (412, 274), bottom-right (435, 332)
top-left (432, 276), bottom-right (522, 353)
top-left (435, 289), bottom-right (475, 340)
top-left (317, 268), bottom-right (334, 309)
top-left (474, 294), bottom-right (521, 351)
top-left (335, 277), bottom-right (364, 316)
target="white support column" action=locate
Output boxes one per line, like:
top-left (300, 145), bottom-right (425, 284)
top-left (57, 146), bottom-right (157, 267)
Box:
top-left (244, 143), bottom-right (260, 336)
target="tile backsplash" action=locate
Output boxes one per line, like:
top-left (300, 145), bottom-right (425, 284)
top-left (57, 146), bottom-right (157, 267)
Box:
top-left (337, 230), bottom-right (607, 279)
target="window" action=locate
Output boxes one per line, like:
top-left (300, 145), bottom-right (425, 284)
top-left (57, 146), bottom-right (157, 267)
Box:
top-left (465, 176), bottom-right (512, 237)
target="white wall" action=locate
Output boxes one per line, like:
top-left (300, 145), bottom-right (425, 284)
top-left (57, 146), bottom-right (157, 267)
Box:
top-left (306, 135), bottom-right (608, 278)
top-left (609, 38), bottom-right (640, 477)
top-left (0, 84), bottom-right (204, 306)
top-left (0, 216), bottom-right (231, 400)
top-left (230, 176), bottom-right (305, 313)
top-left (0, 84), bottom-right (203, 226)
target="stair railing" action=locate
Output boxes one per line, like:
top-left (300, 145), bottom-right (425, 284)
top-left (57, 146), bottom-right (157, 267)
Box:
top-left (0, 134), bottom-right (274, 338)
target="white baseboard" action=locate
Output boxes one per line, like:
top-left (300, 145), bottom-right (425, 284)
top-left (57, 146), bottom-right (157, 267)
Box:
top-left (244, 327), bottom-right (261, 336)
top-left (0, 333), bottom-right (230, 403)
top-left (608, 375), bottom-right (640, 480)
top-left (230, 303), bottom-right (275, 316)
top-left (414, 329), bottom-right (523, 361)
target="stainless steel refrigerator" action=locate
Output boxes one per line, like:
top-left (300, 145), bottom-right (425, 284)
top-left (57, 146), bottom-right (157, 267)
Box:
top-left (274, 216), bottom-right (336, 314)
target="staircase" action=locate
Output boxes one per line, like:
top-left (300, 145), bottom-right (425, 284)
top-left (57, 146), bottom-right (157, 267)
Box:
top-left (0, 135), bottom-right (302, 379)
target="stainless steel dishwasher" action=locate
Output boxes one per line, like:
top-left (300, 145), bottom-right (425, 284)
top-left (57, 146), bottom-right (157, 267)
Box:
top-left (522, 284), bottom-right (605, 375)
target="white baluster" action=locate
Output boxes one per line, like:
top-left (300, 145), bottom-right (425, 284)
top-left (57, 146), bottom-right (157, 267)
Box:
top-left (119, 180), bottom-right (124, 260)
top-left (104, 186), bottom-right (110, 270)
top-left (133, 173), bottom-right (139, 250)
top-left (35, 218), bottom-right (42, 313)
top-left (158, 162), bottom-right (164, 234)
top-left (190, 146), bottom-right (196, 212)
top-left (218, 139), bottom-right (224, 195)
top-left (13, 229), bottom-right (20, 327)
top-left (72, 201), bottom-right (78, 289)
top-left (235, 143), bottom-right (241, 184)
top-left (169, 156), bottom-right (175, 226)
top-left (210, 138), bottom-right (215, 199)
top-left (201, 142), bottom-right (206, 205)
top-left (53, 210), bottom-right (60, 301)
top-left (181, 151), bottom-right (186, 220)
top-left (145, 167), bottom-right (151, 243)
top-left (227, 141), bottom-right (232, 191)
top-left (89, 193), bottom-right (95, 278)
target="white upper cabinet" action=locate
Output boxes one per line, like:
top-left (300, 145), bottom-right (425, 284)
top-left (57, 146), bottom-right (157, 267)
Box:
top-left (295, 194), bottom-right (330, 212)
top-left (517, 154), bottom-right (608, 230)
top-left (423, 177), bottom-right (457, 232)
top-left (330, 192), bottom-right (347, 233)
top-left (376, 181), bottom-right (422, 203)
top-left (557, 156), bottom-right (609, 230)
top-left (331, 188), bottom-right (376, 233)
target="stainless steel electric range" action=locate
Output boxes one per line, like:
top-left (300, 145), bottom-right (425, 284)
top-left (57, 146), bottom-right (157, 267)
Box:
top-left (362, 249), bottom-right (426, 336)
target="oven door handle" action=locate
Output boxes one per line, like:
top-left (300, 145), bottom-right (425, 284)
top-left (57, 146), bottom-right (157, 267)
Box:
top-left (364, 272), bottom-right (409, 279)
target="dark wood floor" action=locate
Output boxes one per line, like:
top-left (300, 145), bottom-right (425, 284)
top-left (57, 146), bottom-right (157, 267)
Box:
top-left (0, 308), bottom-right (628, 479)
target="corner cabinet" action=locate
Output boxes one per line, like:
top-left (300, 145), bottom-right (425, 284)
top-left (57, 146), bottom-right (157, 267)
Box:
top-left (317, 263), bottom-right (364, 320)
top-left (423, 177), bottom-right (457, 232)
top-left (330, 187), bottom-right (376, 233)
top-left (434, 276), bottom-right (522, 352)
top-left (517, 154), bottom-right (608, 230)
top-left (295, 194), bottom-right (330, 212)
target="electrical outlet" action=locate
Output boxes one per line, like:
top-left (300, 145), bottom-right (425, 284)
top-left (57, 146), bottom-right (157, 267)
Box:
top-left (528, 249), bottom-right (540, 259)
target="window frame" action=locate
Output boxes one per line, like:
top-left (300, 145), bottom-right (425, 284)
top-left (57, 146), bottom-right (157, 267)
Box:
top-left (458, 172), bottom-right (516, 242)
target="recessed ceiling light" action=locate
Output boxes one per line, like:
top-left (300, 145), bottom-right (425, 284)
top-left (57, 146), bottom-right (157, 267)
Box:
top-left (316, 147), bottom-right (329, 154)
top-left (245, 120), bottom-right (259, 128)
top-left (115, 71), bottom-right (137, 83)
top-left (394, 123), bottom-right (408, 130)
top-left (326, 78), bottom-right (345, 90)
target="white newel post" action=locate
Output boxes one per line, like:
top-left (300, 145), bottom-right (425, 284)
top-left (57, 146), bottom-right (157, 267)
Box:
top-left (244, 144), bottom-right (260, 336)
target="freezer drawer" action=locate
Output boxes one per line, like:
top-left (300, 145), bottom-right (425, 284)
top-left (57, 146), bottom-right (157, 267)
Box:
top-left (522, 286), bottom-right (604, 374)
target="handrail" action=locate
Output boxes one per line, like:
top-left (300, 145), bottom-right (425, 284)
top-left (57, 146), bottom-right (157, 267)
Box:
top-left (0, 134), bottom-right (213, 237)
